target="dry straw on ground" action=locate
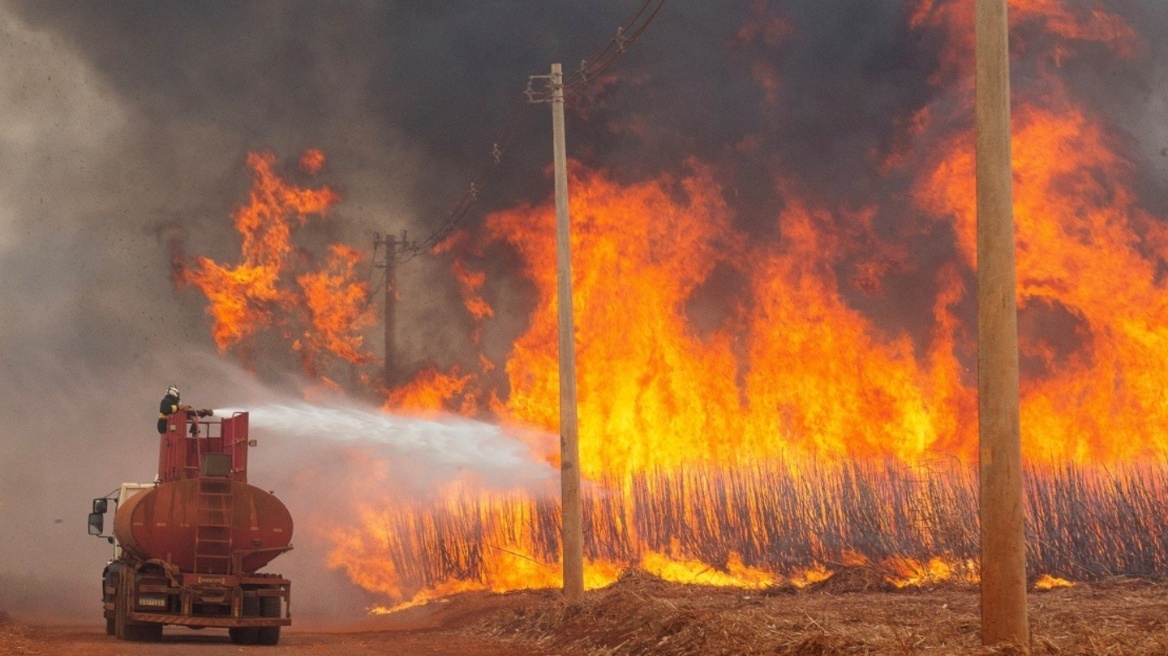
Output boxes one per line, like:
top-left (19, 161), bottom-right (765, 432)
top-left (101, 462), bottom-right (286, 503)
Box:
top-left (471, 569), bottom-right (1168, 655)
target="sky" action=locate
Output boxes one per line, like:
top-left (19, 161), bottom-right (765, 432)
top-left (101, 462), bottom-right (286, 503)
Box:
top-left (1, 0), bottom-right (1166, 619)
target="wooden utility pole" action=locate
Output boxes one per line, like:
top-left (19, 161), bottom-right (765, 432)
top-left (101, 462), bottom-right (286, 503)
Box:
top-left (975, 0), bottom-right (1029, 647)
top-left (374, 231), bottom-right (405, 390)
top-left (550, 62), bottom-right (584, 601)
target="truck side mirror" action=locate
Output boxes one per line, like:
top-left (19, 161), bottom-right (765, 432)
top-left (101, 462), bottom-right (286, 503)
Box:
top-left (92, 498), bottom-right (108, 514)
top-left (88, 512), bottom-right (104, 536)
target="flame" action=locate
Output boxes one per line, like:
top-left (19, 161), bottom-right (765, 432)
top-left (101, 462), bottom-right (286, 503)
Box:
top-left (640, 551), bottom-right (776, 589)
top-left (180, 3), bottom-right (1168, 608)
top-left (295, 244), bottom-right (376, 376)
top-left (734, 1), bottom-right (792, 106)
top-left (386, 366), bottom-right (479, 416)
top-left (905, 14), bottom-right (1165, 465)
top-left (451, 260), bottom-right (493, 323)
top-left (322, 457), bottom-right (1168, 607)
top-left (344, 0), bottom-right (1165, 602)
top-left (483, 163), bottom-right (754, 475)
top-left (180, 150), bottom-right (373, 376)
top-left (788, 564), bottom-right (833, 588)
top-left (426, 164), bottom-right (975, 473)
top-left (300, 148), bottom-right (326, 175)
top-left (1033, 574), bottom-right (1075, 590)
top-left (886, 557), bottom-right (978, 589)
top-left (909, 0), bottom-right (1135, 83)
top-left (434, 229), bottom-right (496, 326)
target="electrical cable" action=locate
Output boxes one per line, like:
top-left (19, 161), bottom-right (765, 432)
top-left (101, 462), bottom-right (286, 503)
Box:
top-left (393, 0), bottom-right (670, 264)
top-left (396, 90), bottom-right (531, 263)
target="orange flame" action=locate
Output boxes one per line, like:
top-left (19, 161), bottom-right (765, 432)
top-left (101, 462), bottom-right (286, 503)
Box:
top-left (905, 34), bottom-right (1165, 465)
top-left (295, 244), bottom-right (376, 376)
top-left (386, 366), bottom-right (477, 416)
top-left (334, 0), bottom-right (1164, 603)
top-left (300, 148), bottom-right (326, 175)
top-left (395, 0), bottom-right (1160, 473)
top-left (181, 3), bottom-right (1166, 607)
top-left (451, 260), bottom-right (494, 323)
top-left (1033, 573), bottom-right (1075, 591)
top-left (180, 150), bottom-right (373, 376)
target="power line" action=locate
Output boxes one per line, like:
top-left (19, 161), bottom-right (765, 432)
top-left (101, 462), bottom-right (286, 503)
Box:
top-left (395, 91), bottom-right (531, 263)
top-left (394, 0), bottom-right (670, 264)
top-left (528, 0), bottom-right (667, 101)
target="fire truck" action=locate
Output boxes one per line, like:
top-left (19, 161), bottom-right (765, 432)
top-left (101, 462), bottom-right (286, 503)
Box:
top-left (88, 409), bottom-right (293, 644)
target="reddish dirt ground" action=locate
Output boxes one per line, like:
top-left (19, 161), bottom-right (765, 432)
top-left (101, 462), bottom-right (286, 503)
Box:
top-left (4, 571), bottom-right (1168, 655)
top-left (0, 590), bottom-right (550, 656)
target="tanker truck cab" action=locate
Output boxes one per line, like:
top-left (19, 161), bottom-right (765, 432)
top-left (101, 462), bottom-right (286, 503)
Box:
top-left (88, 410), bottom-right (293, 645)
top-left (89, 483), bottom-right (155, 555)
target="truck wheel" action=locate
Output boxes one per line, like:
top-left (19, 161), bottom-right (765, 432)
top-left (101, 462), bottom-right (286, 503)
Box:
top-left (114, 569), bottom-right (161, 642)
top-left (103, 569), bottom-right (117, 635)
top-left (228, 627), bottom-right (259, 644)
top-left (113, 571), bottom-right (129, 640)
top-left (229, 596), bottom-right (261, 644)
top-left (256, 597), bottom-right (281, 646)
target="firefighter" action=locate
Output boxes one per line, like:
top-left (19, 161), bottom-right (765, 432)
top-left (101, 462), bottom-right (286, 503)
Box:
top-left (157, 385), bottom-right (182, 434)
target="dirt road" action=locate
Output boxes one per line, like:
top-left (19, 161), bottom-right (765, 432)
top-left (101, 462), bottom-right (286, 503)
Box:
top-left (5, 573), bottom-right (1168, 656)
top-left (0, 624), bottom-right (544, 656)
top-left (0, 591), bottom-right (551, 656)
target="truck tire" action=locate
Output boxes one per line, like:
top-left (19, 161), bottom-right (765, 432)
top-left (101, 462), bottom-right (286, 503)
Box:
top-left (228, 627), bottom-right (259, 644)
top-left (103, 568), bottom-right (117, 635)
top-left (229, 596), bottom-right (261, 644)
top-left (256, 596), bottom-right (281, 646)
top-left (114, 568), bottom-right (161, 642)
top-left (113, 570), bottom-right (130, 640)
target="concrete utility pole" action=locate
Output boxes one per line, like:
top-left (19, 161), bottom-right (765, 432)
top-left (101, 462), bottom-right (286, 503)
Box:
top-left (975, 0), bottom-right (1029, 647)
top-left (374, 231), bottom-right (405, 390)
top-left (550, 62), bottom-right (584, 601)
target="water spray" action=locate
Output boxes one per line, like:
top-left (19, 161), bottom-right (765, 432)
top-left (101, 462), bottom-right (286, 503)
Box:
top-left (214, 401), bottom-right (556, 486)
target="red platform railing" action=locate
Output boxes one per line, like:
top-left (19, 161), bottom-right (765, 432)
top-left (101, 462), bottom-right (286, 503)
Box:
top-left (157, 411), bottom-right (250, 483)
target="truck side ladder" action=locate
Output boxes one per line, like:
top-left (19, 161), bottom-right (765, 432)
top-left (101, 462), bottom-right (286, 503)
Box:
top-left (194, 477), bottom-right (234, 574)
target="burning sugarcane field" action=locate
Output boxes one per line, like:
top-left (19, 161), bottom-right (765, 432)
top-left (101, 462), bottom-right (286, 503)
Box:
top-left (4, 1), bottom-right (1168, 654)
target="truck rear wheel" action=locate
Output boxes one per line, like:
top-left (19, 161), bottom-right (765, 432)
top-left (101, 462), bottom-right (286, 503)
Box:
top-left (229, 596), bottom-right (261, 644)
top-left (256, 596), bottom-right (281, 645)
top-left (228, 626), bottom-right (259, 644)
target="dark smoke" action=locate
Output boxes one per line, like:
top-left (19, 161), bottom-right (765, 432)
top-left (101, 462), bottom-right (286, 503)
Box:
top-left (2, 0), bottom-right (1167, 620)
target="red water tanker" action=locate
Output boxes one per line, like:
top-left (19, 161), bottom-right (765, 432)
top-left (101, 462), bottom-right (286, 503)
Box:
top-left (88, 408), bottom-right (293, 644)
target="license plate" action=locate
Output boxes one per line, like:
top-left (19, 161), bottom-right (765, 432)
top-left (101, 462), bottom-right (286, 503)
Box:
top-left (138, 597), bottom-right (166, 607)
